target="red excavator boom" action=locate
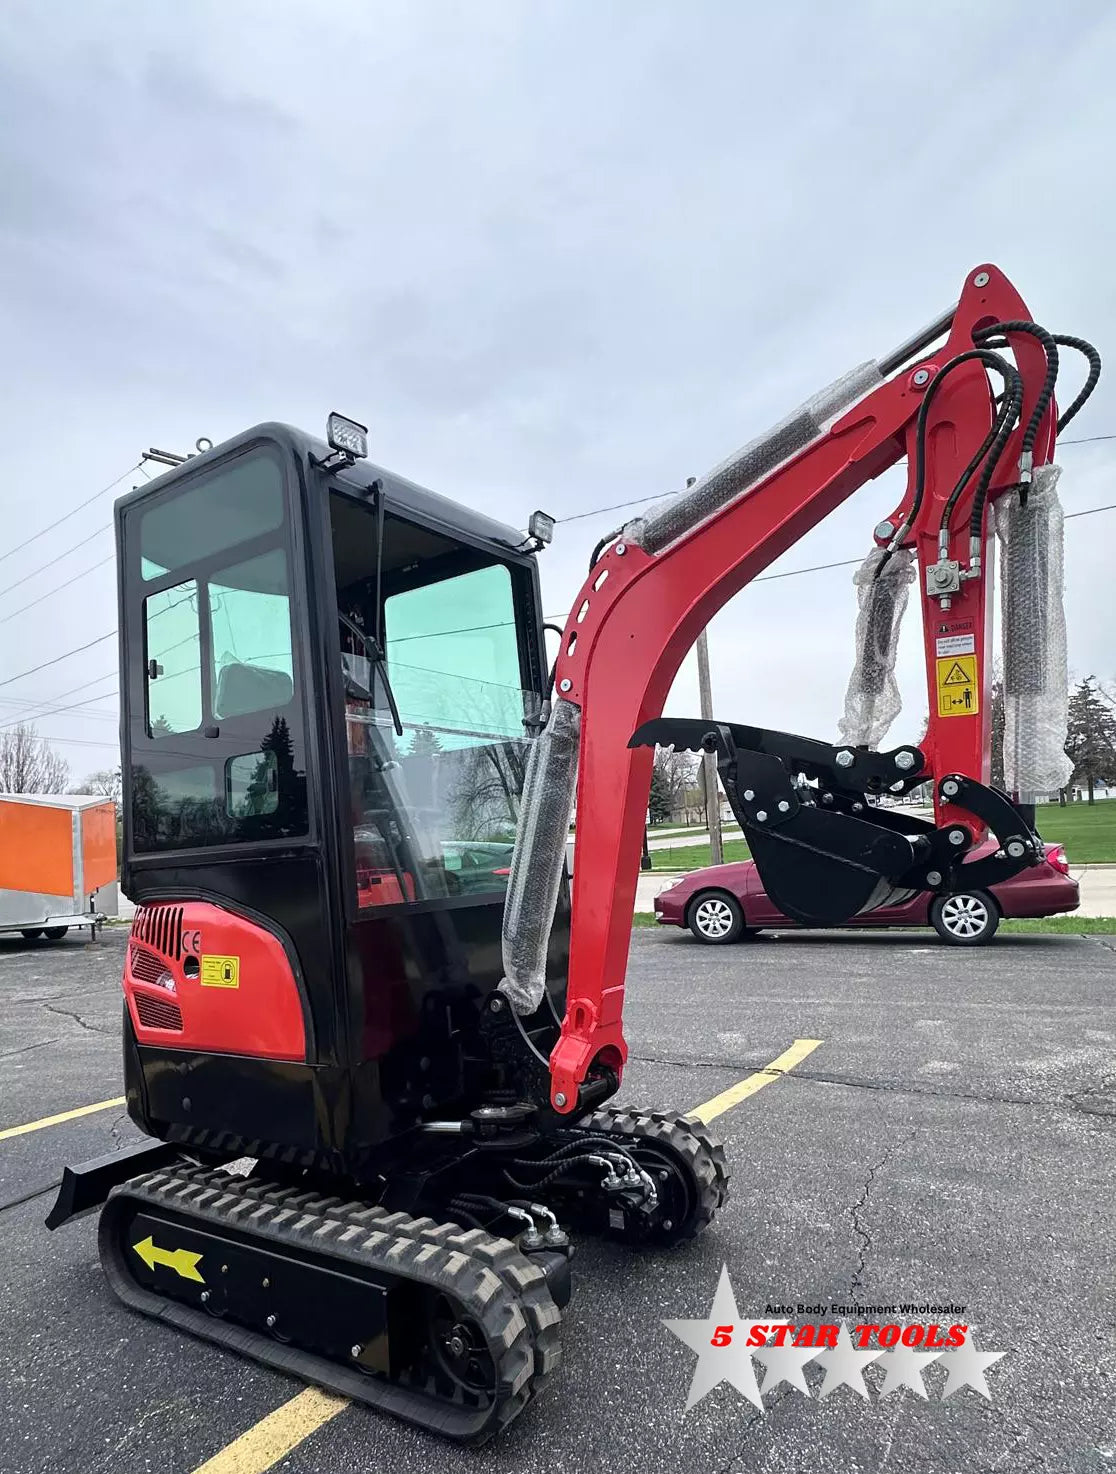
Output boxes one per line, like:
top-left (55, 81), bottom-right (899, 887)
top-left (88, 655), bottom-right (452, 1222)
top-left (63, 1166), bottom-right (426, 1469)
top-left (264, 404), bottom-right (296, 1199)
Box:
top-left (536, 263), bottom-right (1093, 1112)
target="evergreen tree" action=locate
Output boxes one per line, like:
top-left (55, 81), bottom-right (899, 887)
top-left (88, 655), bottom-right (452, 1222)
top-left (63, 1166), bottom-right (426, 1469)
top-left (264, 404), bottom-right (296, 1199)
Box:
top-left (1065, 676), bottom-right (1116, 804)
top-left (408, 724), bottom-right (443, 758)
top-left (648, 764), bottom-right (672, 824)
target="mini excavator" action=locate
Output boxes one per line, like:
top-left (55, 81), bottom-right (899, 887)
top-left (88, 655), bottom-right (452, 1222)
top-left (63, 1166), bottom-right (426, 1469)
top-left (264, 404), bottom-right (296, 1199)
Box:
top-left (47, 264), bottom-right (1097, 1440)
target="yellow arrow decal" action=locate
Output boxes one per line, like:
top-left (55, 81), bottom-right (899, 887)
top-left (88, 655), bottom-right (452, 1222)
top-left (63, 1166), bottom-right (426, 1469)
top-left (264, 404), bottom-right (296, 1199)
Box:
top-left (132, 1233), bottom-right (205, 1283)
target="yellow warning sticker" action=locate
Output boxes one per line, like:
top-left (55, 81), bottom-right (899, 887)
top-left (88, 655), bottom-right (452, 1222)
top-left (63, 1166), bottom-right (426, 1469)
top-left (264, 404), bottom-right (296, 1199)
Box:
top-left (936, 654), bottom-right (979, 717)
top-left (201, 954), bottom-right (240, 988)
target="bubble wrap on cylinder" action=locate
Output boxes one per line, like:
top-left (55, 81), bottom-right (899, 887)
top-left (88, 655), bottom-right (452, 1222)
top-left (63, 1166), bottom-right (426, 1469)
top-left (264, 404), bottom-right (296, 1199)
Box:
top-left (624, 361), bottom-right (883, 556)
top-left (498, 697), bottom-right (580, 1014)
top-left (837, 547), bottom-right (915, 749)
top-left (995, 465), bottom-right (1072, 797)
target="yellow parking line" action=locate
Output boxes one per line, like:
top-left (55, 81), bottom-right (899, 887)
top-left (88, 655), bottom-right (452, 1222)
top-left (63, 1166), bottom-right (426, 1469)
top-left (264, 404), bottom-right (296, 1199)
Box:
top-left (188, 1036), bottom-right (822, 1471)
top-left (192, 1389), bottom-right (348, 1474)
top-left (690, 1037), bottom-right (823, 1123)
top-left (0, 1096), bottom-right (126, 1142)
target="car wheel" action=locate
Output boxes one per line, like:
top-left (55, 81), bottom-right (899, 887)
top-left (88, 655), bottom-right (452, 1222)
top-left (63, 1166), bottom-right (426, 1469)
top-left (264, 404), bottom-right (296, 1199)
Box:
top-left (43, 926), bottom-right (69, 941)
top-left (687, 891), bottom-right (746, 945)
top-left (20, 928), bottom-right (43, 941)
top-left (929, 890), bottom-right (999, 945)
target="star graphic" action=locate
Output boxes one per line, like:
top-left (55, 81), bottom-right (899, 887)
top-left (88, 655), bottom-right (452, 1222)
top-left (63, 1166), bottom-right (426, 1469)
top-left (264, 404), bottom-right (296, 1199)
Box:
top-left (662, 1264), bottom-right (764, 1411)
top-left (813, 1320), bottom-right (884, 1400)
top-left (877, 1341), bottom-right (944, 1399)
top-left (753, 1338), bottom-right (820, 1395)
top-left (940, 1334), bottom-right (1007, 1400)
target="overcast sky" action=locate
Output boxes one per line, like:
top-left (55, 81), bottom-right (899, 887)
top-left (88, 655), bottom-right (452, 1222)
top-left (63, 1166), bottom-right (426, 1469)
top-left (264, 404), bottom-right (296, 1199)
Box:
top-left (1, 0), bottom-right (1114, 783)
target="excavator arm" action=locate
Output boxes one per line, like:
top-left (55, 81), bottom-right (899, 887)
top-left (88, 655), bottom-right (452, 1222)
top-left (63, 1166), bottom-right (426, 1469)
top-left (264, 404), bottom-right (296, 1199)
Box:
top-left (496, 263), bottom-right (1097, 1115)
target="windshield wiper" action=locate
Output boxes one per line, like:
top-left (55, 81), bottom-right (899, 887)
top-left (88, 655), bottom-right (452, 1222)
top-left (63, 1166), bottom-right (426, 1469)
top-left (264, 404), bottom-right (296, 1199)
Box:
top-left (339, 610), bottom-right (403, 737)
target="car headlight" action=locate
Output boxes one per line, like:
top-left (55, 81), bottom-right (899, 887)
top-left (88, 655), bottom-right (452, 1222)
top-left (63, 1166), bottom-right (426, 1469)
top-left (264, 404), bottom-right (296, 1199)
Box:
top-left (656, 878), bottom-right (680, 897)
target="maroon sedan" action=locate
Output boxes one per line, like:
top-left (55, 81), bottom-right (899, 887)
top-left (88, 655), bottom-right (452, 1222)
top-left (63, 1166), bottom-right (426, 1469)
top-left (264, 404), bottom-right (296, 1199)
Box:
top-left (653, 841), bottom-right (1078, 946)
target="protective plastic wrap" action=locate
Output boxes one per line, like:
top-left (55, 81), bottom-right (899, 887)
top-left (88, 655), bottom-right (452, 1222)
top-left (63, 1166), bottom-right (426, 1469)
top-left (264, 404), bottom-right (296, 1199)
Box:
top-left (995, 464), bottom-right (1072, 798)
top-left (837, 547), bottom-right (916, 749)
top-left (624, 361), bottom-right (883, 556)
top-left (498, 697), bottom-right (581, 1014)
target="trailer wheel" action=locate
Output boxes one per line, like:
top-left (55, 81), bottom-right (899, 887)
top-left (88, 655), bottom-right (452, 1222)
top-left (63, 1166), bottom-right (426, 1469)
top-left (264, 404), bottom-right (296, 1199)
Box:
top-left (20, 928), bottom-right (43, 941)
top-left (43, 927), bottom-right (69, 941)
top-left (929, 890), bottom-right (999, 945)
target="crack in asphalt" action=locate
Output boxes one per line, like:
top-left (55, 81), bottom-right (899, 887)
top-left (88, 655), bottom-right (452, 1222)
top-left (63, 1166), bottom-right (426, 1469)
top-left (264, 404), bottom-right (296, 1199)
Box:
top-left (848, 1130), bottom-right (917, 1300)
top-left (628, 1052), bottom-right (1116, 1119)
top-left (41, 1002), bottom-right (115, 1037)
top-left (0, 1037), bottom-right (59, 1062)
top-left (714, 1385), bottom-right (796, 1472)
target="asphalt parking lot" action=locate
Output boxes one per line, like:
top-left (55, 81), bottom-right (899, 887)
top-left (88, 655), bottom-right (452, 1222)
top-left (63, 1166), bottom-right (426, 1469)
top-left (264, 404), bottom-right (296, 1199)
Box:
top-left (2, 924), bottom-right (1114, 1474)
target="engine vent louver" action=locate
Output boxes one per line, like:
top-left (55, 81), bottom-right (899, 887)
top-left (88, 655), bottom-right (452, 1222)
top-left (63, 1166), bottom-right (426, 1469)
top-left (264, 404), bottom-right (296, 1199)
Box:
top-left (133, 904), bottom-right (183, 960)
top-left (134, 993), bottom-right (183, 1031)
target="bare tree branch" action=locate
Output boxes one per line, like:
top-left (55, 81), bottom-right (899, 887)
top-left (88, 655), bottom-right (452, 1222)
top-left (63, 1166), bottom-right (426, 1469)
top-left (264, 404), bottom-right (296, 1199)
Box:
top-left (0, 724), bottom-right (70, 794)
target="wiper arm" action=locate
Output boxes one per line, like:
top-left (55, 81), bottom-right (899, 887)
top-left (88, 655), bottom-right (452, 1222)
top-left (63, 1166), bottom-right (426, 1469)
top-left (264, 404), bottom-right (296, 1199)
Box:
top-left (338, 610), bottom-right (403, 737)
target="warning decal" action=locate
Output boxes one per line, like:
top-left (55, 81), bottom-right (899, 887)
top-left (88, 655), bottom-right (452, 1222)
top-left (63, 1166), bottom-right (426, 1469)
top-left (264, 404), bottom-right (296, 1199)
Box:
top-left (935, 632), bottom-right (976, 658)
top-left (936, 654), bottom-right (979, 717)
top-left (201, 955), bottom-right (240, 988)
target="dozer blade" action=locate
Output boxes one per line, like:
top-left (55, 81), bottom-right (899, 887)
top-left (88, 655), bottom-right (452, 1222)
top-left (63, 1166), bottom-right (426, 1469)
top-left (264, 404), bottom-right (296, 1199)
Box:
top-left (99, 1165), bottom-right (561, 1444)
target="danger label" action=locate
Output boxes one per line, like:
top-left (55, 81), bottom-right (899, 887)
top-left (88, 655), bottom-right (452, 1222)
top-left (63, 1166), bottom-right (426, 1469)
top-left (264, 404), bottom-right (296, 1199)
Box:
top-left (936, 654), bottom-right (979, 717)
top-left (200, 955), bottom-right (240, 988)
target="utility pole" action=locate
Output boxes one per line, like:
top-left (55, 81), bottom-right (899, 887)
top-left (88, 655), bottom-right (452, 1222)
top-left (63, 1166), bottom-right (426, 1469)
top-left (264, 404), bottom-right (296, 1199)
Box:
top-left (695, 627), bottom-right (724, 865)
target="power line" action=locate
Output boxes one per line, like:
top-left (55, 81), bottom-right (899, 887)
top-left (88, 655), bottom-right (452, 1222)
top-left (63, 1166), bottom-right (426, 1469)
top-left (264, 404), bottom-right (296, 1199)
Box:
top-left (0, 523), bottom-right (112, 602)
top-left (0, 463), bottom-right (139, 569)
top-left (0, 552), bottom-right (115, 624)
top-left (0, 632), bottom-right (115, 692)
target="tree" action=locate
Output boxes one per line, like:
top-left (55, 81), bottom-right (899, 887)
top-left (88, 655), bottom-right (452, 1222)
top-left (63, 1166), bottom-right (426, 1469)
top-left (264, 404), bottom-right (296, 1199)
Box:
top-left (408, 724), bottom-right (443, 758)
top-left (1064, 676), bottom-right (1116, 804)
top-left (0, 724), bottom-right (70, 794)
top-left (648, 747), bottom-right (697, 824)
top-left (72, 768), bottom-right (122, 807)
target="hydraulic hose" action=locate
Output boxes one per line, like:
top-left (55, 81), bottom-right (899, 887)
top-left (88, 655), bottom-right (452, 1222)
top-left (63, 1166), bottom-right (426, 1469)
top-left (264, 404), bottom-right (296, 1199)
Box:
top-left (973, 321), bottom-right (1059, 468)
top-left (1053, 334), bottom-right (1102, 431)
top-left (874, 348), bottom-right (1020, 581)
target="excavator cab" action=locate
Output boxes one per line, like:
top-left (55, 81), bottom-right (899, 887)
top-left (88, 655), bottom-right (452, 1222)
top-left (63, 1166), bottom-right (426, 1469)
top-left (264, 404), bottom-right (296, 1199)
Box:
top-left (116, 420), bottom-right (571, 1151)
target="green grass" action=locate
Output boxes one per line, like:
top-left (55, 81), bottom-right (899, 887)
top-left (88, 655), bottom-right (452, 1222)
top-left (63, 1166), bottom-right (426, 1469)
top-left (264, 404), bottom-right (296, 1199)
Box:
top-left (632, 911), bottom-right (1116, 934)
top-left (647, 800), bottom-right (1115, 870)
top-left (999, 915), bottom-right (1116, 934)
top-left (1029, 801), bottom-right (1115, 863)
top-left (651, 837), bottom-right (751, 870)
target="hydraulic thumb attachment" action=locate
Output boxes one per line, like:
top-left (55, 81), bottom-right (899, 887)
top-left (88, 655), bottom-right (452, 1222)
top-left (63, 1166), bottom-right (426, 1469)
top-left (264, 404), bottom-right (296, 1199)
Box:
top-left (630, 719), bottom-right (1044, 927)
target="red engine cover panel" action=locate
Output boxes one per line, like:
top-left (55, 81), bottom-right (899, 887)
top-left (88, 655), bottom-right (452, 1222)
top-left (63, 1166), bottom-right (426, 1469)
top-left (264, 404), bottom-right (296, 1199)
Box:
top-left (125, 901), bottom-right (306, 1062)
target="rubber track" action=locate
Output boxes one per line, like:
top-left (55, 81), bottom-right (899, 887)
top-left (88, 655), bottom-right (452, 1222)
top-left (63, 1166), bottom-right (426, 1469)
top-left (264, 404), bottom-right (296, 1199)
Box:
top-left (579, 1108), bottom-right (730, 1239)
top-left (98, 1164), bottom-right (561, 1443)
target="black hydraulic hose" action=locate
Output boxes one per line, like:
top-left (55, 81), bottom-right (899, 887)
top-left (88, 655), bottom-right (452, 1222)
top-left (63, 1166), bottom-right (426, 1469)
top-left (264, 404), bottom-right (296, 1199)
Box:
top-left (973, 320), bottom-right (1059, 464)
top-left (874, 348), bottom-right (1019, 581)
top-left (543, 621), bottom-right (564, 700)
top-left (503, 1155), bottom-right (615, 1191)
top-left (589, 527), bottom-right (622, 569)
top-left (939, 358), bottom-right (1022, 538)
top-left (1053, 334), bottom-right (1102, 431)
